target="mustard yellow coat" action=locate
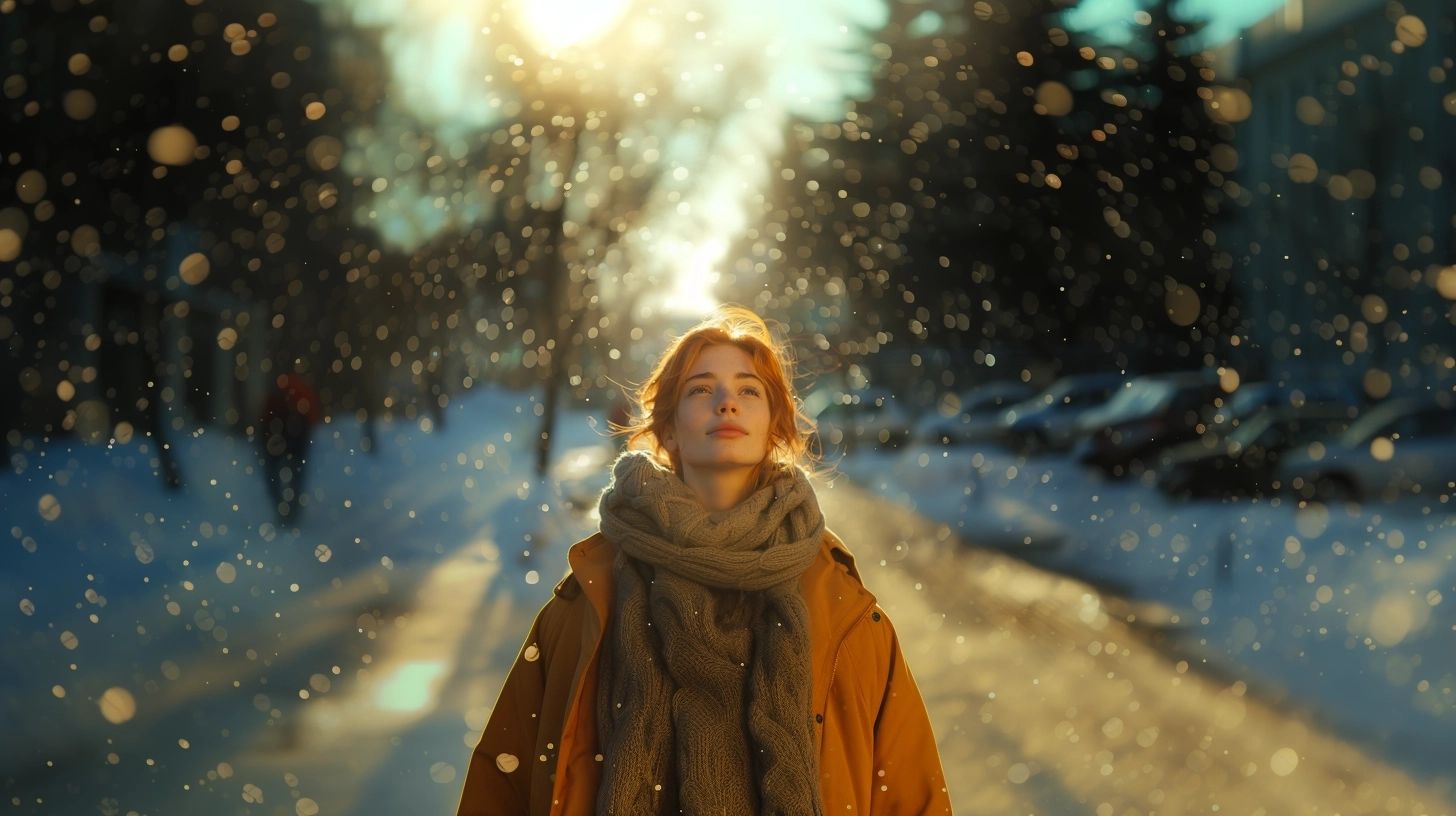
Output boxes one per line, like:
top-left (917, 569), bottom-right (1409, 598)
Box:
top-left (455, 529), bottom-right (952, 815)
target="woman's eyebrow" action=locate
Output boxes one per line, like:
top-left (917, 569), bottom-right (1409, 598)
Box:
top-left (684, 371), bottom-right (764, 383)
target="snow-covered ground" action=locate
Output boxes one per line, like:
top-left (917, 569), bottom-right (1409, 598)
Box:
top-left (1, 383), bottom-right (612, 813)
top-left (836, 439), bottom-right (1456, 780)
top-left (3, 388), bottom-right (1454, 814)
top-left (814, 477), bottom-right (1453, 816)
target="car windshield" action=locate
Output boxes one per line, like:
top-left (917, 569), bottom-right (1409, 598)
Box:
top-left (1227, 387), bottom-right (1273, 418)
top-left (1227, 410), bottom-right (1354, 448)
top-left (1042, 381), bottom-right (1075, 401)
top-left (1015, 385), bottom-right (1063, 411)
top-left (1338, 406), bottom-right (1406, 447)
top-left (1018, 378), bottom-right (1102, 412)
top-left (1225, 413), bottom-right (1276, 446)
top-left (1099, 380), bottom-right (1177, 420)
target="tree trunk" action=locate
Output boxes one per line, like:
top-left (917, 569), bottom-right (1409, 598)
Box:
top-left (537, 206), bottom-right (570, 478)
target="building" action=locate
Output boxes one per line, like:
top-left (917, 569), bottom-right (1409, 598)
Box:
top-left (1229, 0), bottom-right (1455, 394)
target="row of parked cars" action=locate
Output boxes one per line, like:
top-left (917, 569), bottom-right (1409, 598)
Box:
top-left (807, 372), bottom-right (1456, 502)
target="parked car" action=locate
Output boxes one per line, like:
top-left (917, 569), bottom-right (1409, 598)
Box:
top-left (916, 381), bottom-right (1035, 445)
top-left (1156, 404), bottom-right (1358, 498)
top-left (1073, 371), bottom-right (1223, 475)
top-left (807, 387), bottom-right (914, 451)
top-left (1214, 379), bottom-right (1362, 425)
top-left (997, 373), bottom-right (1125, 452)
top-left (1274, 395), bottom-right (1456, 501)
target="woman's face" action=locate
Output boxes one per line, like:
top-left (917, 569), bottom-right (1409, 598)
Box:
top-left (663, 344), bottom-right (773, 473)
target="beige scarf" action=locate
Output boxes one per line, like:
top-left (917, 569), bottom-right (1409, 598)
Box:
top-left (594, 450), bottom-right (826, 816)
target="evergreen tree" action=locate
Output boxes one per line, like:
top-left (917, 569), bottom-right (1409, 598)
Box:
top-left (754, 0), bottom-right (1244, 394)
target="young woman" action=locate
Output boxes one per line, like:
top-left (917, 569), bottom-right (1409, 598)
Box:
top-left (456, 306), bottom-right (950, 815)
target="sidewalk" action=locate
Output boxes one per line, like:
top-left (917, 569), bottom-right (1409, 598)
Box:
top-left (815, 475), bottom-right (1454, 815)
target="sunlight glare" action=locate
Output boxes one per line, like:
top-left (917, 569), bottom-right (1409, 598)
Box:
top-left (516, 0), bottom-right (632, 53)
top-left (375, 660), bottom-right (448, 712)
top-left (661, 239), bottom-right (726, 315)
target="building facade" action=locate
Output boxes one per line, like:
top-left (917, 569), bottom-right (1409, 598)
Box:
top-left (1230, 0), bottom-right (1455, 394)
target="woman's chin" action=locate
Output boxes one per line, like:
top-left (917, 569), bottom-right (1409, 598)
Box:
top-left (682, 449), bottom-right (768, 470)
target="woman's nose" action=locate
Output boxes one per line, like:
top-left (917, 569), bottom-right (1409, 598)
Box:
top-left (717, 393), bottom-right (738, 413)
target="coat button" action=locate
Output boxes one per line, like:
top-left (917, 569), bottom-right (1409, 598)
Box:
top-left (815, 714), bottom-right (823, 723)
top-left (871, 611), bottom-right (881, 622)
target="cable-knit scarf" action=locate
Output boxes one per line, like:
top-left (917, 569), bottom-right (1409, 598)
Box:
top-left (594, 450), bottom-right (826, 816)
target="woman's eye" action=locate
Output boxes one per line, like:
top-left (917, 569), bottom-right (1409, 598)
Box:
top-left (686, 384), bottom-right (756, 396)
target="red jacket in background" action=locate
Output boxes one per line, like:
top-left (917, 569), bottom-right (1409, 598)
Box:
top-left (260, 373), bottom-right (320, 428)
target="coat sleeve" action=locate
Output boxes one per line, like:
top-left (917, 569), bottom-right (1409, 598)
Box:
top-left (869, 612), bottom-right (953, 816)
top-left (455, 599), bottom-right (556, 816)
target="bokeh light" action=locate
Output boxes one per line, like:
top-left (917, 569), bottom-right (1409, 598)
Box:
top-left (2, 0), bottom-right (1455, 813)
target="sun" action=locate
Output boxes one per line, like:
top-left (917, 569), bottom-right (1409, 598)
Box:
top-left (514, 0), bottom-right (633, 54)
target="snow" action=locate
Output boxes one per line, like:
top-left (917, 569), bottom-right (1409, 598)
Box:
top-left (1, 383), bottom-right (610, 813)
top-left (836, 439), bottom-right (1456, 780)
top-left (4, 388), bottom-right (1454, 813)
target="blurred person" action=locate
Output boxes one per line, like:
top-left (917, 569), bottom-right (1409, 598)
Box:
top-left (256, 372), bottom-right (320, 522)
top-left (456, 306), bottom-right (950, 815)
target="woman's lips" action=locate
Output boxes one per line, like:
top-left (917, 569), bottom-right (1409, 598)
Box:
top-left (709, 428), bottom-right (747, 438)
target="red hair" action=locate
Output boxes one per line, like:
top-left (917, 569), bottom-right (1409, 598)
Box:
top-left (614, 304), bottom-right (818, 486)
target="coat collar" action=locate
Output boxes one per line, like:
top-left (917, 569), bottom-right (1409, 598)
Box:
top-left (561, 527), bottom-right (873, 632)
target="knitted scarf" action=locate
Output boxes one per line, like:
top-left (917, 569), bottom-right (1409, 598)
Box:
top-left (594, 450), bottom-right (826, 816)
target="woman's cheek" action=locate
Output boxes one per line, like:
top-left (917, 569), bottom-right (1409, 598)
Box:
top-left (754, 403), bottom-right (773, 434)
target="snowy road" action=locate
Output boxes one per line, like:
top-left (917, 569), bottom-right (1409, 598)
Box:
top-left (1, 386), bottom-right (596, 815)
top-left (2, 388), bottom-right (1453, 814)
top-left (836, 440), bottom-right (1456, 787)
top-left (816, 476), bottom-right (1454, 816)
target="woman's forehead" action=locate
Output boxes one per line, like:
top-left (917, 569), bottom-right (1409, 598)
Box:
top-left (685, 343), bottom-right (756, 374)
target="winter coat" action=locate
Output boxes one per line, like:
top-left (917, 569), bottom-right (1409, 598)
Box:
top-left (455, 528), bottom-right (952, 816)
top-left (259, 373), bottom-right (319, 432)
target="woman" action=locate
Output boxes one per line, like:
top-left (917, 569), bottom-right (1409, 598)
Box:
top-left (456, 306), bottom-right (950, 815)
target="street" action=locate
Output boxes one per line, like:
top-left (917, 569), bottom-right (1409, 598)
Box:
top-left (3, 393), bottom-right (1451, 814)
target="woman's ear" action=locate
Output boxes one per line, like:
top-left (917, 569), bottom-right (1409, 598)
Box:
top-left (661, 424), bottom-right (678, 454)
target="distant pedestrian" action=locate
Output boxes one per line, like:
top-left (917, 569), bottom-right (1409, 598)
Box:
top-left (257, 373), bottom-right (319, 522)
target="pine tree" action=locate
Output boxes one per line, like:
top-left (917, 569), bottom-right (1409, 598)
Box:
top-left (756, 0), bottom-right (1244, 392)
